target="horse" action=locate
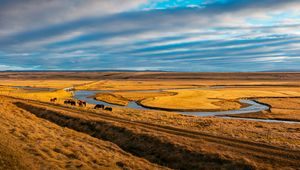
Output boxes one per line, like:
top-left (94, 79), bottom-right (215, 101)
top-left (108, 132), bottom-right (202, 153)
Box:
top-left (50, 98), bottom-right (57, 102)
top-left (64, 99), bottom-right (76, 106)
top-left (104, 106), bottom-right (112, 111)
top-left (64, 100), bottom-right (70, 104)
top-left (94, 104), bottom-right (105, 109)
top-left (78, 100), bottom-right (87, 107)
top-left (70, 100), bottom-right (76, 106)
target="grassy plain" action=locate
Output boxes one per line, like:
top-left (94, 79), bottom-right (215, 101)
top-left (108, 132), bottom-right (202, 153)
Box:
top-left (75, 79), bottom-right (300, 91)
top-left (1, 72), bottom-right (300, 169)
top-left (94, 91), bottom-right (174, 106)
top-left (0, 80), bottom-right (92, 89)
top-left (9, 97), bottom-right (300, 169)
top-left (140, 87), bottom-right (300, 111)
top-left (0, 85), bottom-right (72, 103)
top-left (76, 80), bottom-right (203, 91)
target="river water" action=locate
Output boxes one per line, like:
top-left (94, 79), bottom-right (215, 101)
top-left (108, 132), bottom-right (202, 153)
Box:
top-left (13, 86), bottom-right (299, 124)
top-left (73, 90), bottom-right (300, 124)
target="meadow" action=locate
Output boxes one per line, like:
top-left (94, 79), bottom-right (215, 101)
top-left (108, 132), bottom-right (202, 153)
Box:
top-left (0, 72), bottom-right (300, 169)
top-left (139, 87), bottom-right (300, 111)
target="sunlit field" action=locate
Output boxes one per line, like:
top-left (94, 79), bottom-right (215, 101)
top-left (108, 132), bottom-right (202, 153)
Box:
top-left (0, 85), bottom-right (72, 103)
top-left (140, 87), bottom-right (300, 111)
top-left (0, 72), bottom-right (300, 169)
top-left (2, 0), bottom-right (300, 169)
top-left (75, 79), bottom-right (300, 91)
top-left (0, 80), bottom-right (92, 89)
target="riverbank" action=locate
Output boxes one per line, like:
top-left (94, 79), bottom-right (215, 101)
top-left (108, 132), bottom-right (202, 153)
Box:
top-left (225, 98), bottom-right (300, 122)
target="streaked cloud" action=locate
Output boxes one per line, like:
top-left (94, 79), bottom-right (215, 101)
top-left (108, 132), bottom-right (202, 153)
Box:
top-left (0, 0), bottom-right (300, 71)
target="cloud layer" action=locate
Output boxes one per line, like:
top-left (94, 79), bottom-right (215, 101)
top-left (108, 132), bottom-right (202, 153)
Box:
top-left (0, 0), bottom-right (300, 71)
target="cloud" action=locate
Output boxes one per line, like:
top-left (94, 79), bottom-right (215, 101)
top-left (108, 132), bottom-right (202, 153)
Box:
top-left (0, 0), bottom-right (300, 71)
top-left (0, 64), bottom-right (36, 71)
top-left (0, 0), bottom-right (147, 36)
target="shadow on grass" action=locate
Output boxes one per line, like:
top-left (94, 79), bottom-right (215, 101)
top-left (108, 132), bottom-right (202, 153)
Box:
top-left (14, 102), bottom-right (255, 170)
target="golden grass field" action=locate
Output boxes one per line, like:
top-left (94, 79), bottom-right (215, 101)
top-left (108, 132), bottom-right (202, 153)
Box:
top-left (0, 72), bottom-right (300, 169)
top-left (0, 85), bottom-right (72, 103)
top-left (0, 80), bottom-right (92, 89)
top-left (94, 93), bottom-right (129, 106)
top-left (0, 97), bottom-right (165, 169)
top-left (140, 87), bottom-right (300, 111)
top-left (75, 79), bottom-right (300, 91)
top-left (75, 80), bottom-right (203, 91)
top-left (94, 91), bottom-right (174, 106)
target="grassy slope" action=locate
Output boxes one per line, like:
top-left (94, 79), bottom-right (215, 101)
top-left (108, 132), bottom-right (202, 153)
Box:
top-left (0, 97), bottom-right (166, 170)
top-left (0, 130), bottom-right (33, 170)
top-left (102, 106), bottom-right (300, 149)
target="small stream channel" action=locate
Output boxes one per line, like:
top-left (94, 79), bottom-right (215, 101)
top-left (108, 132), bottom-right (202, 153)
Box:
top-left (73, 89), bottom-right (300, 124)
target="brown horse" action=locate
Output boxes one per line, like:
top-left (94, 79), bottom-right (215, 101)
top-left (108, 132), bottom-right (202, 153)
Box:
top-left (64, 99), bottom-right (76, 106)
top-left (104, 106), bottom-right (112, 111)
top-left (78, 100), bottom-right (87, 107)
top-left (50, 98), bottom-right (57, 102)
top-left (94, 104), bottom-right (105, 109)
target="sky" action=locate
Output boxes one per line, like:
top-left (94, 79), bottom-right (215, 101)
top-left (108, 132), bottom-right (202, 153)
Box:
top-left (1, 0), bottom-right (300, 72)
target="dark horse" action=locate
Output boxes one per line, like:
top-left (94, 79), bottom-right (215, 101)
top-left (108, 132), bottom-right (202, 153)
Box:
top-left (94, 104), bottom-right (105, 109)
top-left (104, 106), bottom-right (112, 111)
top-left (64, 99), bottom-right (76, 106)
top-left (78, 100), bottom-right (86, 107)
top-left (50, 98), bottom-right (57, 102)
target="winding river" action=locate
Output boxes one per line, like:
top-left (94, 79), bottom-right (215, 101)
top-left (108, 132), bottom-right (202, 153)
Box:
top-left (12, 86), bottom-right (299, 124)
top-left (73, 89), bottom-right (300, 124)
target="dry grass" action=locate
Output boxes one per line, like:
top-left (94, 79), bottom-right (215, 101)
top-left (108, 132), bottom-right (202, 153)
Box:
top-left (94, 93), bottom-right (129, 106)
top-left (114, 91), bottom-right (173, 101)
top-left (93, 91), bottom-right (173, 106)
top-left (91, 106), bottom-right (300, 150)
top-left (75, 79), bottom-right (300, 91)
top-left (76, 80), bottom-right (205, 91)
top-left (0, 96), bottom-right (166, 170)
top-left (15, 101), bottom-right (261, 169)
top-left (140, 87), bottom-right (300, 111)
top-left (0, 86), bottom-right (72, 103)
top-left (40, 92), bottom-right (300, 150)
top-left (1, 77), bottom-right (300, 169)
top-left (0, 80), bottom-right (92, 89)
top-left (228, 98), bottom-right (300, 121)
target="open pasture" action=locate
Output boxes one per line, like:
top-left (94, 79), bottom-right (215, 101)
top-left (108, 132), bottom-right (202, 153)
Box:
top-left (139, 87), bottom-right (300, 111)
top-left (0, 72), bottom-right (300, 169)
top-left (0, 80), bottom-right (92, 89)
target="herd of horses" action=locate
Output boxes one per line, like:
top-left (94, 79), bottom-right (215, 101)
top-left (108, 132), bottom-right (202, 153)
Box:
top-left (50, 98), bottom-right (113, 111)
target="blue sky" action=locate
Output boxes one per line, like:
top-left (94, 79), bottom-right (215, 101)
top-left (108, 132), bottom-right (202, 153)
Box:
top-left (0, 0), bottom-right (300, 71)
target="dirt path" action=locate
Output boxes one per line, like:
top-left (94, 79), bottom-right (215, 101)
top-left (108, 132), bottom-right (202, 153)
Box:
top-left (6, 96), bottom-right (300, 169)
